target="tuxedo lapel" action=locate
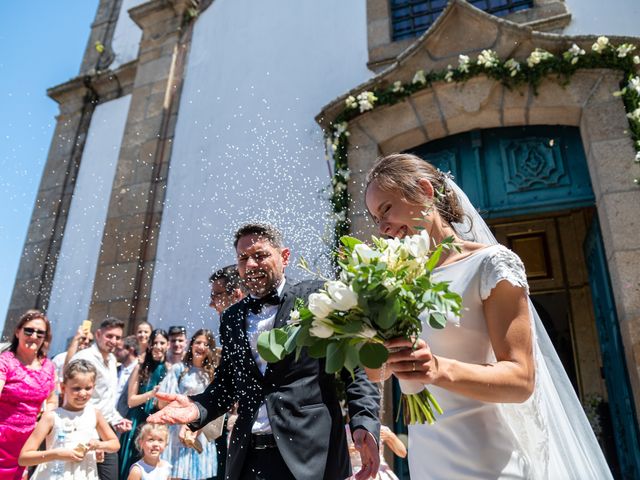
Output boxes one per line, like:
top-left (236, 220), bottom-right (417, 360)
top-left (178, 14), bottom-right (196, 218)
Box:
top-left (272, 282), bottom-right (296, 329)
top-left (235, 299), bottom-right (264, 380)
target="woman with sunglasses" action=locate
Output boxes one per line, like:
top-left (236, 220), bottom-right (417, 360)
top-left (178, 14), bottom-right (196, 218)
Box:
top-left (0, 309), bottom-right (57, 479)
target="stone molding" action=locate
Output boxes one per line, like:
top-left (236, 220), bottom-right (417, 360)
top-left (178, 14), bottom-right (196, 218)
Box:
top-left (366, 0), bottom-right (571, 71)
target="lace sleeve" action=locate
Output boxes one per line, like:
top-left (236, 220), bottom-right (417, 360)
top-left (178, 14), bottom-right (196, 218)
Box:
top-left (480, 246), bottom-right (529, 301)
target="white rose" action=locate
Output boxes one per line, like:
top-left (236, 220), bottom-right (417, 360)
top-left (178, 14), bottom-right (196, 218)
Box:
top-left (309, 319), bottom-right (334, 339)
top-left (353, 243), bottom-right (380, 264)
top-left (308, 292), bottom-right (334, 319)
top-left (289, 310), bottom-right (301, 324)
top-left (404, 230), bottom-right (430, 258)
top-left (326, 281), bottom-right (358, 311)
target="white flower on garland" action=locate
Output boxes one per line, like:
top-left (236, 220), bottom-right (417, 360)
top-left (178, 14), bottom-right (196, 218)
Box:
top-left (357, 91), bottom-right (378, 112)
top-left (413, 69), bottom-right (427, 85)
top-left (345, 95), bottom-right (357, 109)
top-left (476, 49), bottom-right (499, 69)
top-left (504, 59), bottom-right (521, 77)
top-left (333, 121), bottom-right (349, 139)
top-left (527, 48), bottom-right (554, 67)
top-left (627, 107), bottom-right (640, 122)
top-left (564, 44), bottom-right (586, 65)
top-left (634, 56), bottom-right (640, 65)
top-left (444, 65), bottom-right (454, 83)
top-left (458, 54), bottom-right (470, 73)
top-left (635, 151), bottom-right (640, 163)
top-left (617, 43), bottom-right (636, 58)
top-left (592, 36), bottom-right (610, 53)
top-left (629, 77), bottom-right (640, 95)
top-left (335, 210), bottom-right (347, 222)
top-left (392, 80), bottom-right (405, 93)
top-left (337, 168), bottom-right (351, 181)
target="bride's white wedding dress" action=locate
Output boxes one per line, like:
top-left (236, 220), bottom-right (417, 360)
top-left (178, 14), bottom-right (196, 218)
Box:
top-left (408, 244), bottom-right (531, 479)
top-left (405, 179), bottom-right (612, 479)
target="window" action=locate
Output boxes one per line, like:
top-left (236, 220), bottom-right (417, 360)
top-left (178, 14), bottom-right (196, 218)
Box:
top-left (390, 0), bottom-right (534, 41)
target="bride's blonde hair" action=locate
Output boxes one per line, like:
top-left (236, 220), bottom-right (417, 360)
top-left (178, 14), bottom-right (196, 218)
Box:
top-left (365, 153), bottom-right (464, 225)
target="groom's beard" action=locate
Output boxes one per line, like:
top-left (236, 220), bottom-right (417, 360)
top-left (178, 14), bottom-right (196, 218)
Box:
top-left (243, 268), bottom-right (282, 298)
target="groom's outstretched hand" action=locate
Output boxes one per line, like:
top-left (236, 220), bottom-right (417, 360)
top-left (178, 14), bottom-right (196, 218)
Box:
top-left (147, 392), bottom-right (199, 425)
top-left (353, 428), bottom-right (380, 480)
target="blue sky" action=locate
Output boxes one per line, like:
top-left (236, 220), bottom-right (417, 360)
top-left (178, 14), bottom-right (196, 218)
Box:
top-left (0, 1), bottom-right (98, 332)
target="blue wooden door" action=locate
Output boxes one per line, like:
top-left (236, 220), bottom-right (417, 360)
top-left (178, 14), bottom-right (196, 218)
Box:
top-left (584, 217), bottom-right (640, 479)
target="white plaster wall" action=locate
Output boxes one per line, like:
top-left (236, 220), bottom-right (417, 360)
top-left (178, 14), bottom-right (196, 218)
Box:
top-left (564, 0), bottom-right (640, 36)
top-left (110, 0), bottom-right (147, 70)
top-left (148, 0), bottom-right (372, 335)
top-left (47, 95), bottom-right (131, 355)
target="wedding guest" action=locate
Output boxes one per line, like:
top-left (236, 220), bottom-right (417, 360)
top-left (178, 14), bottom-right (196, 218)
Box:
top-left (119, 328), bottom-right (169, 478)
top-left (72, 317), bottom-right (133, 480)
top-left (128, 424), bottom-right (172, 480)
top-left (135, 321), bottom-right (153, 363)
top-left (208, 264), bottom-right (247, 477)
top-left (0, 309), bottom-right (57, 479)
top-left (150, 223), bottom-right (381, 480)
top-left (209, 264), bottom-right (246, 314)
top-left (52, 324), bottom-right (94, 396)
top-left (158, 329), bottom-right (219, 479)
top-left (166, 326), bottom-right (187, 368)
top-left (115, 335), bottom-right (140, 418)
top-left (364, 153), bottom-right (612, 479)
top-left (19, 359), bottom-right (120, 479)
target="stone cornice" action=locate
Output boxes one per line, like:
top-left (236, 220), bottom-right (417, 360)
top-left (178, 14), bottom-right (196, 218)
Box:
top-left (129, 0), bottom-right (198, 29)
top-left (47, 60), bottom-right (137, 112)
top-left (318, 0), bottom-right (639, 129)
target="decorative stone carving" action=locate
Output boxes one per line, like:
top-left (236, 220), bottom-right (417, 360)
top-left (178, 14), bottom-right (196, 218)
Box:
top-left (501, 137), bottom-right (569, 192)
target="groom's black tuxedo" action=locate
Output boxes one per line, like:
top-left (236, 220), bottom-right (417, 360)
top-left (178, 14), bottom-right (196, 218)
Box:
top-left (190, 280), bottom-right (381, 480)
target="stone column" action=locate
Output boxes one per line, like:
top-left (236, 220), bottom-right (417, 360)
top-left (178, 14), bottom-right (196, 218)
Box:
top-left (88, 0), bottom-right (196, 332)
top-left (2, 84), bottom-right (96, 336)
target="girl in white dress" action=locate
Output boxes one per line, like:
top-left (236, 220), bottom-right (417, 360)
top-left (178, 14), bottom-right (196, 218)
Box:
top-left (18, 359), bottom-right (120, 479)
top-left (364, 153), bottom-right (612, 479)
top-left (128, 423), bottom-right (172, 480)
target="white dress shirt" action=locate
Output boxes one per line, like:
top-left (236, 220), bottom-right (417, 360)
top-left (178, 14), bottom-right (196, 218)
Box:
top-left (72, 343), bottom-right (123, 424)
top-left (245, 280), bottom-right (285, 434)
top-left (116, 358), bottom-right (138, 401)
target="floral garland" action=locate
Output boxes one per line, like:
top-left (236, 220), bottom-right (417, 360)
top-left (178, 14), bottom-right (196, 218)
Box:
top-left (327, 37), bottom-right (640, 243)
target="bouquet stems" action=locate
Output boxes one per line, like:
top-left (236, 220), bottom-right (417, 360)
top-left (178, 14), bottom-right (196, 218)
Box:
top-left (400, 388), bottom-right (443, 425)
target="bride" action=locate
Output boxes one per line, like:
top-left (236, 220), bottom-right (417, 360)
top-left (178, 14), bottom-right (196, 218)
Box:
top-left (364, 153), bottom-right (612, 479)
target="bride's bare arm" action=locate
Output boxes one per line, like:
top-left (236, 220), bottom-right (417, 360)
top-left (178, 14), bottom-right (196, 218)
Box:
top-left (386, 280), bottom-right (534, 403)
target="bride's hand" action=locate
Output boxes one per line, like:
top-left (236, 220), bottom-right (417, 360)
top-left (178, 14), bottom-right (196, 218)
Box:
top-left (384, 337), bottom-right (439, 384)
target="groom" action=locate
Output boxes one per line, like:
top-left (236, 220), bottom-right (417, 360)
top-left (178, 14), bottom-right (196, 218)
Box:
top-left (150, 222), bottom-right (381, 480)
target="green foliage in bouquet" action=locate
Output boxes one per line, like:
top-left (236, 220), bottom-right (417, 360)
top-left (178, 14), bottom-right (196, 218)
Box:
top-left (258, 232), bottom-right (463, 424)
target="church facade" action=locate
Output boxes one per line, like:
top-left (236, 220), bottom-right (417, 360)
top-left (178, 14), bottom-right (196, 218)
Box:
top-left (4, 0), bottom-right (640, 476)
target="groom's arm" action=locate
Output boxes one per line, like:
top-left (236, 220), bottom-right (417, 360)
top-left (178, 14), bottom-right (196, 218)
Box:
top-left (342, 366), bottom-right (381, 444)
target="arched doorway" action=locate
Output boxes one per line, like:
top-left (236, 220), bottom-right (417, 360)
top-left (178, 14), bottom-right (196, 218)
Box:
top-left (390, 125), bottom-right (639, 478)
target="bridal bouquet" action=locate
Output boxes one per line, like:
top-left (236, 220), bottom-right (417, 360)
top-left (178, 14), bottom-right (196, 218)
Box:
top-left (258, 231), bottom-right (462, 424)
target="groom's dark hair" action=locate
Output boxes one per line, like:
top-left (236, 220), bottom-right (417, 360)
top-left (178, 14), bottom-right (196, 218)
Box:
top-left (234, 222), bottom-right (284, 248)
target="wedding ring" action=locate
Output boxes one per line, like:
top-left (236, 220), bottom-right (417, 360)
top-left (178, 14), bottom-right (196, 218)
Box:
top-left (412, 361), bottom-right (416, 372)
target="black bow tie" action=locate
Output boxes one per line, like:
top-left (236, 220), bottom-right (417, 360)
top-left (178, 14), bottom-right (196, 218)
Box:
top-left (246, 290), bottom-right (280, 314)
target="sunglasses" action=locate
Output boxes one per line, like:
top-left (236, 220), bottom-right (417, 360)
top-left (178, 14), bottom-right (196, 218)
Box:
top-left (22, 327), bottom-right (47, 338)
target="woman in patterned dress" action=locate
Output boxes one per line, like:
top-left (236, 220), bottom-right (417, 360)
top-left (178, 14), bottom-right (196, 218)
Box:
top-left (158, 329), bottom-right (218, 480)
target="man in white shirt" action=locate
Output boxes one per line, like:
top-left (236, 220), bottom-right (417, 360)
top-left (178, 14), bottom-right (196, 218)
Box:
top-left (73, 317), bottom-right (132, 480)
top-left (166, 325), bottom-right (187, 367)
